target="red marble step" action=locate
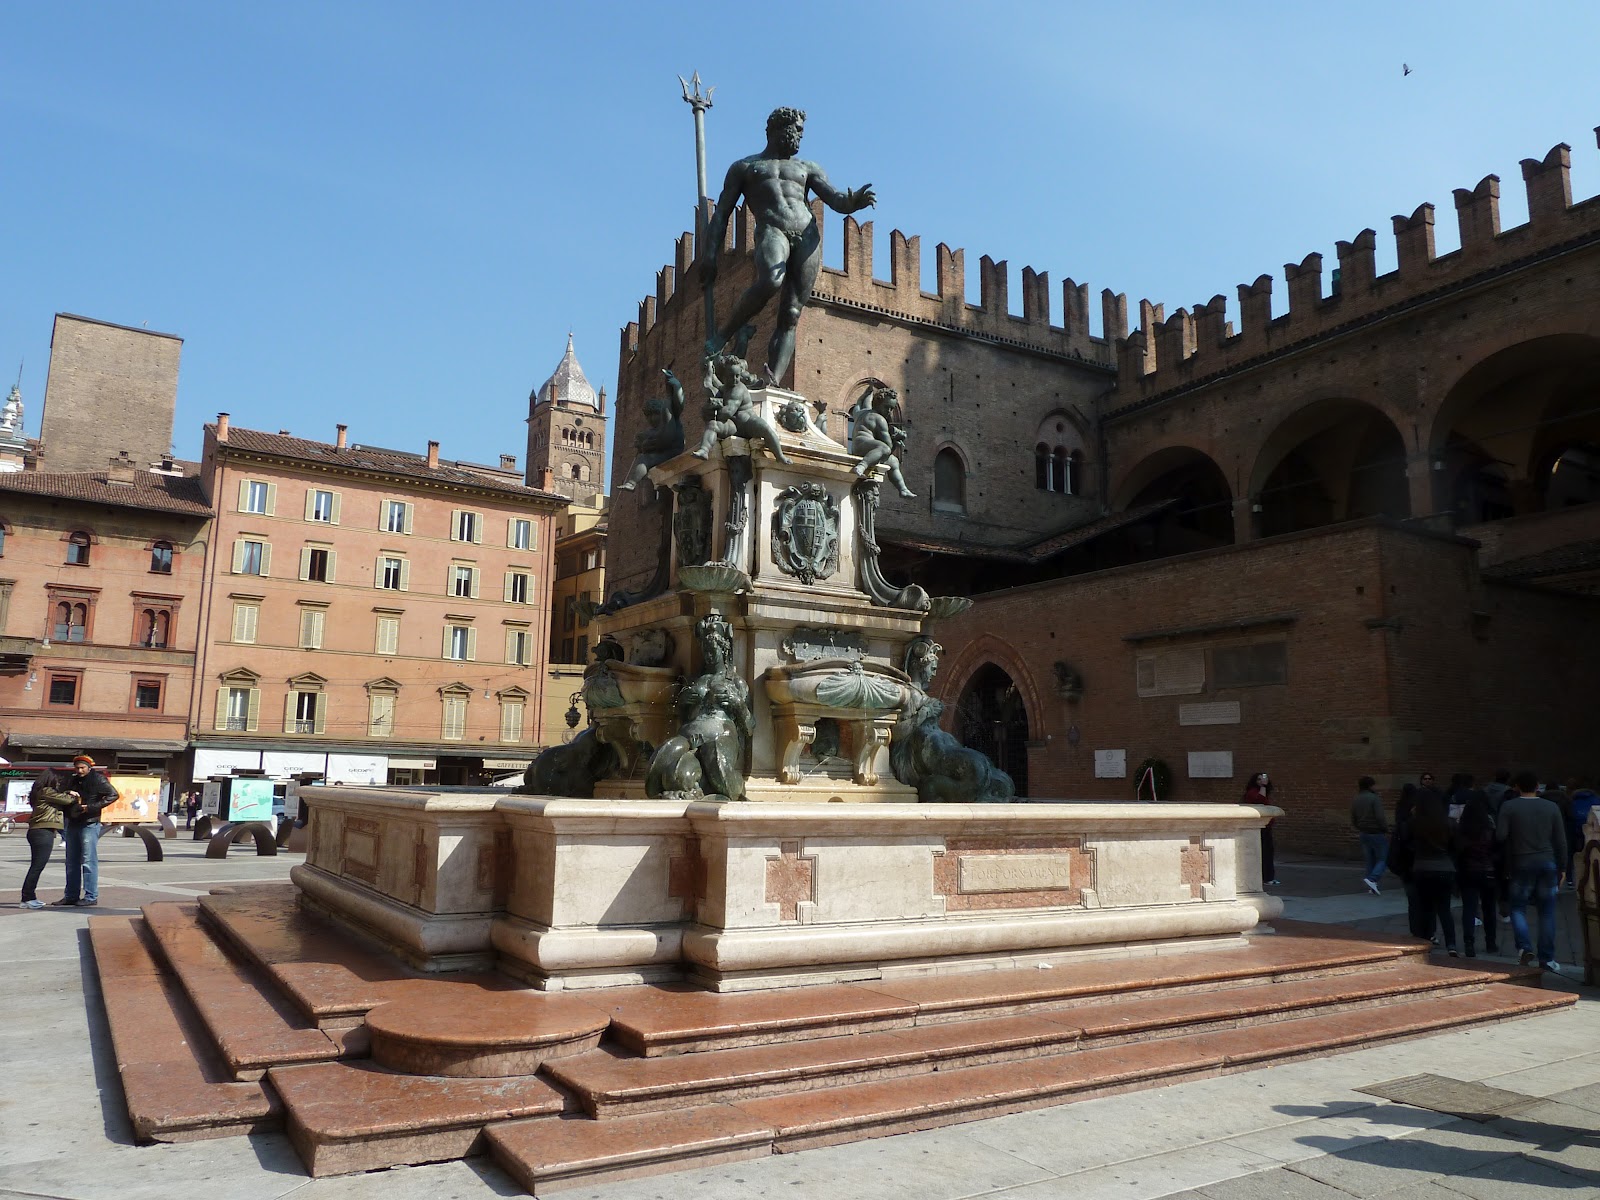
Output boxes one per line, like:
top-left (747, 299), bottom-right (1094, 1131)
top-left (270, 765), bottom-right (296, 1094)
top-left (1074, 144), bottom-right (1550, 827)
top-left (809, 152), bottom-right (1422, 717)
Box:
top-left (550, 959), bottom-right (1527, 1117)
top-left (269, 1059), bottom-right (570, 1177)
top-left (366, 989), bottom-right (610, 1078)
top-left (198, 888), bottom-right (518, 1028)
top-left (141, 902), bottom-right (343, 1080)
top-left (486, 1104), bottom-right (775, 1194)
top-left (87, 917), bottom-right (280, 1142)
top-left (731, 983), bottom-right (1575, 1153)
top-left (599, 929), bottom-right (1425, 1056)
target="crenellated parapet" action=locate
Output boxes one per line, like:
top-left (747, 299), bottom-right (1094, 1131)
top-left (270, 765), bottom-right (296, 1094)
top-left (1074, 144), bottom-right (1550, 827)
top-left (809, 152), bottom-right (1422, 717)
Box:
top-left (1107, 129), bottom-right (1600, 415)
top-left (620, 203), bottom-right (1124, 367)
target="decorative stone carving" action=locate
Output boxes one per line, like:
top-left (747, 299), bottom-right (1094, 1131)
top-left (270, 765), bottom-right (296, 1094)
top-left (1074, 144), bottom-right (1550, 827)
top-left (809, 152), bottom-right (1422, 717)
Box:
top-left (764, 839), bottom-right (817, 922)
top-left (771, 482), bottom-right (840, 586)
top-left (854, 479), bottom-right (930, 611)
top-left (814, 661), bottom-right (904, 710)
top-left (619, 368), bottom-right (686, 494)
top-left (779, 627), bottom-right (867, 663)
top-left (645, 614), bottom-right (753, 801)
top-left (521, 728), bottom-right (620, 799)
top-left (672, 476), bottom-right (713, 567)
top-left (598, 511), bottom-right (673, 615)
top-left (719, 454), bottom-right (753, 568)
top-left (891, 636), bottom-right (1015, 803)
top-left (765, 659), bottom-right (915, 788)
top-left (679, 563), bottom-right (752, 594)
top-left (926, 596), bottom-right (974, 623)
top-left (629, 629), bottom-right (673, 668)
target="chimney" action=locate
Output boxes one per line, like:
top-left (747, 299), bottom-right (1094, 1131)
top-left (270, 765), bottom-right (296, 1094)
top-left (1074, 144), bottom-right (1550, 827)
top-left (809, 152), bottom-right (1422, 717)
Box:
top-left (539, 467), bottom-right (556, 491)
top-left (216, 412), bottom-right (230, 442)
top-left (106, 450), bottom-right (137, 485)
top-left (335, 424), bottom-right (348, 450)
top-left (426, 440), bottom-right (440, 469)
top-left (499, 454), bottom-right (517, 471)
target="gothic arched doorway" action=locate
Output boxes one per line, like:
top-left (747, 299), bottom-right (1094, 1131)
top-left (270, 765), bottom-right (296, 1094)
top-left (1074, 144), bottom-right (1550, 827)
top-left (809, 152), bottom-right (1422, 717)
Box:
top-left (955, 663), bottom-right (1030, 797)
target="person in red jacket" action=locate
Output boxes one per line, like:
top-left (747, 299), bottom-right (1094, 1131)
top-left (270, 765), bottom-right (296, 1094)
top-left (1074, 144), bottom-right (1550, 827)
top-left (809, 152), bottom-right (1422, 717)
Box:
top-left (1243, 771), bottom-right (1277, 886)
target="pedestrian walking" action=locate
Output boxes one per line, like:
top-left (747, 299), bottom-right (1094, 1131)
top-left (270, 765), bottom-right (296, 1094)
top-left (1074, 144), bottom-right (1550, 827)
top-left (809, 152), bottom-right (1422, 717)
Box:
top-left (1350, 776), bottom-right (1388, 895)
top-left (18, 770), bottom-right (74, 909)
top-left (1497, 769), bottom-right (1566, 972)
top-left (1243, 771), bottom-right (1276, 886)
top-left (1457, 792), bottom-right (1499, 957)
top-left (1484, 768), bottom-right (1513, 817)
top-left (1401, 788), bottom-right (1459, 956)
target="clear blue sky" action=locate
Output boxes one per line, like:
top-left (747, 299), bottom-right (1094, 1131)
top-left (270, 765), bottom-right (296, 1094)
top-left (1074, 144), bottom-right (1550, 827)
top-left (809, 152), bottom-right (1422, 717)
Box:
top-left (4, 2), bottom-right (1598, 470)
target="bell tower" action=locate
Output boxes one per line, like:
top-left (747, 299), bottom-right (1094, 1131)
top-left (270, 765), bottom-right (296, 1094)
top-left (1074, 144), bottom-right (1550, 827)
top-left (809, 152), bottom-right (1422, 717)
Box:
top-left (526, 335), bottom-right (606, 505)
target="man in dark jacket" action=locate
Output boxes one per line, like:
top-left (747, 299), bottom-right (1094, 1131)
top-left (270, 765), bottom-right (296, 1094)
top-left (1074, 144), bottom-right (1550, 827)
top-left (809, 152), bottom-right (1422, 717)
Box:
top-left (1350, 777), bottom-right (1388, 895)
top-left (1497, 769), bottom-right (1566, 972)
top-left (53, 754), bottom-right (119, 907)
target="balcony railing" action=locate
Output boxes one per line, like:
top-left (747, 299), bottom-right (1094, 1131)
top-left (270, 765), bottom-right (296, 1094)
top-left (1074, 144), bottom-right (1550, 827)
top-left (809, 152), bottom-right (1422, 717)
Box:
top-left (225, 717), bottom-right (249, 731)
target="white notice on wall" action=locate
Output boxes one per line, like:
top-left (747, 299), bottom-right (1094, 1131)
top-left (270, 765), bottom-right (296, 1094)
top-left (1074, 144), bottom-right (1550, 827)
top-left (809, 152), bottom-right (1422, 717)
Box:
top-left (1178, 701), bottom-right (1242, 726)
top-left (1094, 749), bottom-right (1127, 779)
top-left (1187, 751), bottom-right (1235, 779)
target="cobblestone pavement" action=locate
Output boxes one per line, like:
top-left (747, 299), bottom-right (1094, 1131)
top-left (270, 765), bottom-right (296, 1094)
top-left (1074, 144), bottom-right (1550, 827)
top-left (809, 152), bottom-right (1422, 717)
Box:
top-left (1, 831), bottom-right (1595, 1200)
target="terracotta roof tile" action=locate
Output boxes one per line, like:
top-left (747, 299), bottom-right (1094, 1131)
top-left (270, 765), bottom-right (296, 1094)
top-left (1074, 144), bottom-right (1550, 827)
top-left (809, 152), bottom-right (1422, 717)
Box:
top-left (0, 469), bottom-right (213, 516)
top-left (1482, 537), bottom-right (1600, 582)
top-left (211, 425), bottom-right (566, 504)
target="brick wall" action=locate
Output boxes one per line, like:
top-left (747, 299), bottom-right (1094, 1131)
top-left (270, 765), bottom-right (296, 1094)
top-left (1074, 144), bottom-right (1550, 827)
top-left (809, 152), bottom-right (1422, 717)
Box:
top-left (39, 315), bottom-right (180, 474)
top-left (934, 521), bottom-right (1600, 855)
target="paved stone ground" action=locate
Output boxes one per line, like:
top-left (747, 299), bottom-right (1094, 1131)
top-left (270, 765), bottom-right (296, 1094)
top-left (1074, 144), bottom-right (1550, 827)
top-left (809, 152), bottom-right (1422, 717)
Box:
top-left (1, 832), bottom-right (1595, 1200)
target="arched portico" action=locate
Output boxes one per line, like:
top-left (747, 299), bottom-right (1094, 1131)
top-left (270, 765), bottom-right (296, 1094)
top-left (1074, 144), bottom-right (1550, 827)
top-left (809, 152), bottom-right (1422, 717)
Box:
top-left (1112, 445), bottom-right (1237, 552)
top-left (1248, 399), bottom-right (1410, 537)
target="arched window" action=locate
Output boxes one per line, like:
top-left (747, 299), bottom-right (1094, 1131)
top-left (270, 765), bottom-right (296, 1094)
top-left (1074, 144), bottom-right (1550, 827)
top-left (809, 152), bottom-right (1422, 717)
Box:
top-left (1066, 449), bottom-right (1082, 496)
top-left (140, 608), bottom-right (170, 649)
top-left (933, 448), bottom-right (966, 513)
top-left (1035, 444), bottom-right (1050, 490)
top-left (1051, 447), bottom-right (1067, 493)
top-left (569, 463), bottom-right (582, 480)
top-left (66, 531), bottom-right (91, 566)
top-left (150, 541), bottom-right (174, 574)
top-left (54, 602), bottom-right (87, 642)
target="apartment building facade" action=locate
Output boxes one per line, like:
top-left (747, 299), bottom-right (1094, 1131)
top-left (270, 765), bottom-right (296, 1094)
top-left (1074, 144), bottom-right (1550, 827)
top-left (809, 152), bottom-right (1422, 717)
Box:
top-left (192, 416), bottom-right (566, 785)
top-left (0, 463), bottom-right (212, 776)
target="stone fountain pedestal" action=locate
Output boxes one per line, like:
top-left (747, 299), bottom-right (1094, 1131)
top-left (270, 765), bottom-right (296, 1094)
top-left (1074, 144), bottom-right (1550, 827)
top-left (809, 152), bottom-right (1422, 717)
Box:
top-left (291, 382), bottom-right (1281, 992)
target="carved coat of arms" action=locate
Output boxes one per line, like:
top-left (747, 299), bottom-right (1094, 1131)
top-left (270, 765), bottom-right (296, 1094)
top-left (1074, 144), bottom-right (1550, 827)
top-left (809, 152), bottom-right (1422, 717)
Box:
top-left (771, 482), bottom-right (840, 586)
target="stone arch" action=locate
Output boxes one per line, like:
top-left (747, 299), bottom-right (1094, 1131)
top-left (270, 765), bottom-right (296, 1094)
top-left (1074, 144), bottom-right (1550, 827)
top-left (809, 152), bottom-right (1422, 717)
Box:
top-left (1033, 409), bottom-right (1089, 496)
top-left (1427, 333), bottom-right (1600, 521)
top-left (954, 663), bottom-right (1032, 797)
top-left (1247, 398), bottom-right (1410, 536)
top-left (931, 443), bottom-right (968, 513)
top-left (1111, 445), bottom-right (1235, 550)
top-left (937, 631), bottom-right (1043, 744)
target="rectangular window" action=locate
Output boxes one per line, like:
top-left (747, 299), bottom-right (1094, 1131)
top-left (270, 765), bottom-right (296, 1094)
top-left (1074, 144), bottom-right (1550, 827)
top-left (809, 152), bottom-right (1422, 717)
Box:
top-left (298, 608), bottom-right (325, 650)
top-left (1212, 641), bottom-right (1289, 689)
top-left (134, 678), bottom-right (163, 710)
top-left (292, 691), bottom-right (320, 734)
top-left (375, 614), bottom-right (400, 655)
top-left (384, 500), bottom-right (410, 534)
top-left (376, 555), bottom-right (408, 591)
top-left (584, 549), bottom-right (599, 571)
top-left (506, 571), bottom-right (531, 604)
top-left (47, 675), bottom-right (78, 706)
top-left (500, 699), bottom-right (525, 742)
top-left (150, 543), bottom-right (174, 574)
top-left (446, 624), bottom-right (473, 661)
top-left (509, 518), bottom-right (533, 550)
top-left (452, 565), bottom-right (478, 598)
top-left (368, 692), bottom-right (396, 737)
top-left (562, 595), bottom-right (576, 631)
top-left (241, 480), bottom-right (271, 514)
top-left (307, 489), bottom-right (338, 523)
top-left (231, 603), bottom-right (259, 644)
top-left (506, 628), bottom-right (531, 666)
top-left (225, 686), bottom-right (252, 730)
top-left (442, 694), bottom-right (467, 740)
top-left (302, 546), bottom-right (332, 582)
top-left (453, 510), bottom-right (481, 543)
top-left (234, 539), bottom-right (268, 575)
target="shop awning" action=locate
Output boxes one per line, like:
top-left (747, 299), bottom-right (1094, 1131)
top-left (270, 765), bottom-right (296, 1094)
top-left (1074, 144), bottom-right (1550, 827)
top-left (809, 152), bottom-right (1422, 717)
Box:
top-left (5, 733), bottom-right (188, 754)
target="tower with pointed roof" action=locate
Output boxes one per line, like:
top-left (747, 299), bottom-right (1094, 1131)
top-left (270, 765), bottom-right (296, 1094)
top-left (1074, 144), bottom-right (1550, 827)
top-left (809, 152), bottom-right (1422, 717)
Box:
top-left (526, 335), bottom-right (607, 506)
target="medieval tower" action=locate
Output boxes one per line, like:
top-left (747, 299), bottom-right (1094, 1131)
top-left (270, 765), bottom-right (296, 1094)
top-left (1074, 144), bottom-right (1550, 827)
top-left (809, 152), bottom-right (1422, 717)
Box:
top-left (525, 335), bottom-right (606, 505)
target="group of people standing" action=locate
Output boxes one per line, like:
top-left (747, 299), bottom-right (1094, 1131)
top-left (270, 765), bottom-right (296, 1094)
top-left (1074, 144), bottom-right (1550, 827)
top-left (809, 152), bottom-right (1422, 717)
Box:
top-left (18, 755), bottom-right (120, 909)
top-left (1350, 769), bottom-right (1591, 971)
